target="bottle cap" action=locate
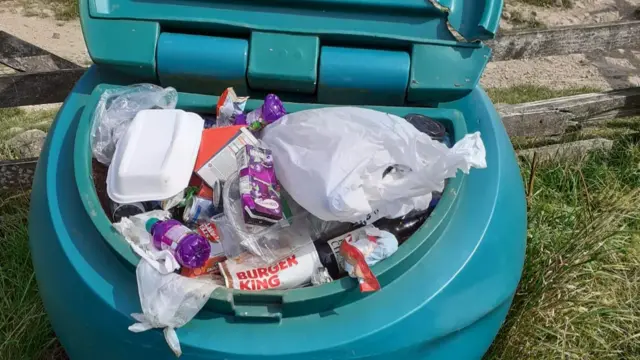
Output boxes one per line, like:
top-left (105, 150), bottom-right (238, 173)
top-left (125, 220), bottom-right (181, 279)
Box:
top-left (145, 218), bottom-right (160, 233)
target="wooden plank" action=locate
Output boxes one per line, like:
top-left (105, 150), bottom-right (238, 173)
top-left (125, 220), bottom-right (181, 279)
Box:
top-left (0, 68), bottom-right (86, 108)
top-left (500, 87), bottom-right (640, 137)
top-left (0, 158), bottom-right (38, 191)
top-left (517, 138), bottom-right (613, 164)
top-left (488, 20), bottom-right (640, 61)
top-left (0, 31), bottom-right (81, 72)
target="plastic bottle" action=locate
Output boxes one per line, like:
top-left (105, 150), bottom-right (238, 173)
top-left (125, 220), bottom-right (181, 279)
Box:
top-left (373, 208), bottom-right (433, 244)
top-left (145, 218), bottom-right (212, 269)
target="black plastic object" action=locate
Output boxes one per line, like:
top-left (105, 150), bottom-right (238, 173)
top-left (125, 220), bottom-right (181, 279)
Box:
top-left (110, 201), bottom-right (161, 222)
top-left (404, 113), bottom-right (446, 140)
top-left (373, 193), bottom-right (441, 244)
top-left (314, 239), bottom-right (343, 280)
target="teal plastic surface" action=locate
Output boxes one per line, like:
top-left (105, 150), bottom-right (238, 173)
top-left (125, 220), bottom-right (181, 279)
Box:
top-left (318, 47), bottom-right (410, 106)
top-left (80, 0), bottom-right (503, 104)
top-left (157, 33), bottom-right (248, 95)
top-left (30, 65), bottom-right (526, 359)
top-left (248, 32), bottom-right (319, 94)
top-left (409, 43), bottom-right (492, 103)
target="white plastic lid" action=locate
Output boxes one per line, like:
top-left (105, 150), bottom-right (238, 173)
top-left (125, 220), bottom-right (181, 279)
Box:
top-left (107, 109), bottom-right (204, 203)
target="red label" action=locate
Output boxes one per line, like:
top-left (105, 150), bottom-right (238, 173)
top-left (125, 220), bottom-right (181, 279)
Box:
top-left (233, 254), bottom-right (298, 290)
top-left (197, 222), bottom-right (220, 242)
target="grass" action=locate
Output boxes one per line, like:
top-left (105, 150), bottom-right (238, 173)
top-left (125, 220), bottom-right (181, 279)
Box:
top-left (0, 191), bottom-right (65, 360)
top-left (509, 0), bottom-right (574, 8)
top-left (0, 107), bottom-right (58, 160)
top-left (9, 0), bottom-right (79, 20)
top-left (508, 10), bottom-right (546, 29)
top-left (49, 0), bottom-right (78, 20)
top-left (486, 139), bottom-right (640, 359)
top-left (486, 85), bottom-right (602, 105)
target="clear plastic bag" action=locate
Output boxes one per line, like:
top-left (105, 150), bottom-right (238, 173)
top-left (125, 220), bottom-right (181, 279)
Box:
top-left (91, 84), bottom-right (178, 165)
top-left (112, 210), bottom-right (179, 274)
top-left (282, 192), bottom-right (356, 242)
top-left (219, 172), bottom-right (313, 266)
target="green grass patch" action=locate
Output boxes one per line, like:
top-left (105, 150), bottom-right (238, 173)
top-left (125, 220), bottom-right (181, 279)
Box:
top-left (17, 0), bottom-right (79, 20)
top-left (50, 0), bottom-right (78, 20)
top-left (508, 10), bottom-right (546, 29)
top-left (487, 85), bottom-right (601, 105)
top-left (0, 191), bottom-right (64, 359)
top-left (486, 138), bottom-right (640, 359)
top-left (0, 107), bottom-right (58, 160)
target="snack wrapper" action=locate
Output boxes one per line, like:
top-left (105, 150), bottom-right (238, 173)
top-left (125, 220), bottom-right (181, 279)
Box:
top-left (340, 226), bottom-right (398, 292)
top-left (216, 87), bottom-right (248, 127)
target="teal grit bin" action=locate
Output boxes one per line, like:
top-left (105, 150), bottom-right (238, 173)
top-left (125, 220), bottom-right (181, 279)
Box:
top-left (28, 0), bottom-right (527, 358)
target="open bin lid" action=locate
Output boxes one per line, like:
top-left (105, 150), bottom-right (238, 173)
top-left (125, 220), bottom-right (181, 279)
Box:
top-left (80, 0), bottom-right (503, 105)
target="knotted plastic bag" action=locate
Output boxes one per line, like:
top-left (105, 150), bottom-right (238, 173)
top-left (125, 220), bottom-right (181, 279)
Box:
top-left (129, 260), bottom-right (221, 357)
top-left (262, 107), bottom-right (487, 223)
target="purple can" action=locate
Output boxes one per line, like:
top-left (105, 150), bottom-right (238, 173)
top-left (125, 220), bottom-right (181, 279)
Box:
top-left (145, 218), bottom-right (211, 269)
top-left (234, 94), bottom-right (286, 130)
top-left (236, 145), bottom-right (283, 225)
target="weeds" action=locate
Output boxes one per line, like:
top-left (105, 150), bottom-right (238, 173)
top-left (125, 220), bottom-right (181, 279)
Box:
top-left (0, 191), bottom-right (63, 359)
top-left (486, 85), bottom-right (601, 105)
top-left (486, 139), bottom-right (640, 359)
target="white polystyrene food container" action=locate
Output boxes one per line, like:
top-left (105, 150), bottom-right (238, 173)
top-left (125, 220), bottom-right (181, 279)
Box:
top-left (107, 109), bottom-right (204, 203)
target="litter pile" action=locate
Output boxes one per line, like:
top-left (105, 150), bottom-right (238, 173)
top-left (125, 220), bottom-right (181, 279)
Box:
top-left (91, 84), bottom-right (487, 356)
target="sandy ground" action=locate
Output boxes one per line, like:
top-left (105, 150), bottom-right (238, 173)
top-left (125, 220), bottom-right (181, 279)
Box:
top-left (500, 0), bottom-right (640, 30)
top-left (0, 3), bottom-right (90, 67)
top-left (482, 0), bottom-right (640, 89)
top-left (0, 0), bottom-right (638, 92)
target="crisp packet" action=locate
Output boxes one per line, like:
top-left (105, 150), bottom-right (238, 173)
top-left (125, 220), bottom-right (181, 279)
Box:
top-left (339, 226), bottom-right (398, 292)
top-left (216, 87), bottom-right (248, 127)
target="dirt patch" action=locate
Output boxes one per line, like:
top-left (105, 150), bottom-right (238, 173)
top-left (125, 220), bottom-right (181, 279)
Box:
top-left (0, 2), bottom-right (90, 67)
top-left (0, 0), bottom-right (638, 97)
top-left (481, 50), bottom-right (640, 90)
top-left (501, 0), bottom-right (640, 30)
top-left (489, 0), bottom-right (640, 90)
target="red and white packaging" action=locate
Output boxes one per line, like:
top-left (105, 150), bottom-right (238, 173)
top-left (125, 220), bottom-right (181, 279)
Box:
top-left (196, 127), bottom-right (259, 187)
top-left (216, 87), bottom-right (248, 125)
top-left (196, 221), bottom-right (222, 242)
top-left (219, 242), bottom-right (320, 291)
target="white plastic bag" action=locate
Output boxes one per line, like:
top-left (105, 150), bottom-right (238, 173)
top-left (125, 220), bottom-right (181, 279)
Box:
top-left (112, 210), bottom-right (179, 274)
top-left (262, 107), bottom-right (487, 223)
top-left (129, 260), bottom-right (221, 357)
top-left (91, 84), bottom-right (178, 165)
